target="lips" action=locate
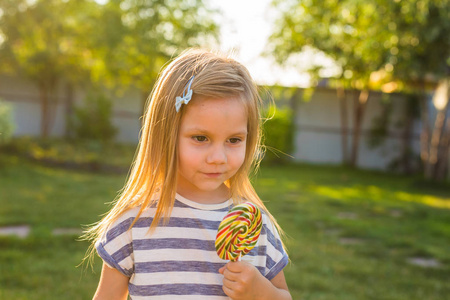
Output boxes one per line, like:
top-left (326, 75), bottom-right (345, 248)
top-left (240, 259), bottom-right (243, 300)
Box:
top-left (203, 172), bottom-right (223, 178)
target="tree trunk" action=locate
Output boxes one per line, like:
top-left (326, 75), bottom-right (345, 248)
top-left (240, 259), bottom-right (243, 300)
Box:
top-left (418, 81), bottom-right (431, 177)
top-left (435, 79), bottom-right (450, 181)
top-left (337, 84), bottom-right (349, 165)
top-left (423, 79), bottom-right (449, 179)
top-left (38, 78), bottom-right (58, 138)
top-left (435, 114), bottom-right (450, 181)
top-left (64, 82), bottom-right (74, 139)
top-left (350, 89), bottom-right (369, 167)
top-left (427, 105), bottom-right (449, 178)
top-left (401, 101), bottom-right (414, 174)
top-left (39, 83), bottom-right (50, 138)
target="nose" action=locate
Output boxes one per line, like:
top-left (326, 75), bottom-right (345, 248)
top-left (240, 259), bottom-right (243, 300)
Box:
top-left (206, 143), bottom-right (227, 164)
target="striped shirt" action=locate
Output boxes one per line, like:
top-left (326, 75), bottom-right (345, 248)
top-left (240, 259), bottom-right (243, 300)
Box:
top-left (96, 194), bottom-right (289, 299)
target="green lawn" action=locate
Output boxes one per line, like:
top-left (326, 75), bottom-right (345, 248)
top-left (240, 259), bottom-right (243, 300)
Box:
top-left (0, 154), bottom-right (449, 299)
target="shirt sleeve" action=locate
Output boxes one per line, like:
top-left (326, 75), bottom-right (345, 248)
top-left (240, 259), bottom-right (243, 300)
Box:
top-left (261, 214), bottom-right (289, 280)
top-left (95, 213), bottom-right (136, 277)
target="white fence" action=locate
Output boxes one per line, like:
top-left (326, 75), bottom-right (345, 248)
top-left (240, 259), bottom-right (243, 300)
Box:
top-left (0, 74), bottom-right (142, 143)
top-left (292, 88), bottom-right (425, 170)
top-left (1, 74), bottom-right (440, 171)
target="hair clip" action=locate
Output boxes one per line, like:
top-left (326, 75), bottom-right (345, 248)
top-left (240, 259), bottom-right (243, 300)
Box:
top-left (175, 76), bottom-right (195, 112)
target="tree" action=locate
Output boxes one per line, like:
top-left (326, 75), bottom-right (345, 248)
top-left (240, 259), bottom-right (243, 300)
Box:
top-left (268, 0), bottom-right (390, 167)
top-left (93, 0), bottom-right (218, 112)
top-left (0, 0), bottom-right (103, 138)
top-left (268, 0), bottom-right (449, 178)
top-left (0, 0), bottom-right (218, 138)
top-left (383, 0), bottom-right (449, 180)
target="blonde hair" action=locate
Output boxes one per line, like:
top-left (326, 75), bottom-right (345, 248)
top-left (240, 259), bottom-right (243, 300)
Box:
top-left (83, 48), bottom-right (285, 265)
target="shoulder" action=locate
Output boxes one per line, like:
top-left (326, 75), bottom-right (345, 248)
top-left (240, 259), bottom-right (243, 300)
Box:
top-left (259, 210), bottom-right (279, 238)
top-left (111, 206), bottom-right (141, 228)
top-left (258, 208), bottom-right (287, 254)
top-left (257, 209), bottom-right (289, 280)
top-left (101, 205), bottom-right (155, 242)
top-left (95, 207), bottom-right (145, 277)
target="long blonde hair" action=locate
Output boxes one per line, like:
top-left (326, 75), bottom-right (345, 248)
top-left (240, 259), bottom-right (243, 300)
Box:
top-left (83, 48), bottom-right (285, 265)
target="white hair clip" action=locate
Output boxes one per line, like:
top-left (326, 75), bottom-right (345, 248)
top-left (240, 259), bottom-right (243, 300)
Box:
top-left (175, 76), bottom-right (195, 112)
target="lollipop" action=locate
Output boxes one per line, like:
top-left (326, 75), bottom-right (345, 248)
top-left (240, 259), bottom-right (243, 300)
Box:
top-left (215, 202), bottom-right (263, 261)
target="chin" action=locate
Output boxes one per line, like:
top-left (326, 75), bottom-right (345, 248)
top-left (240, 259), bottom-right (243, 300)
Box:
top-left (195, 182), bottom-right (226, 192)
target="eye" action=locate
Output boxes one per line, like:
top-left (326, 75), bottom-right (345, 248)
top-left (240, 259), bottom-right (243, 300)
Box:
top-left (229, 138), bottom-right (242, 144)
top-left (193, 135), bottom-right (207, 142)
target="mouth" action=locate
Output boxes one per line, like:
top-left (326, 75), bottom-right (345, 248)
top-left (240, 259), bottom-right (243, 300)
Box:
top-left (203, 172), bottom-right (223, 178)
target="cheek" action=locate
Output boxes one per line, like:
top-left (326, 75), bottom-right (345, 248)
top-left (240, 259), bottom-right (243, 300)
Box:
top-left (178, 140), bottom-right (191, 168)
top-left (178, 141), bottom-right (201, 167)
top-left (229, 146), bottom-right (246, 169)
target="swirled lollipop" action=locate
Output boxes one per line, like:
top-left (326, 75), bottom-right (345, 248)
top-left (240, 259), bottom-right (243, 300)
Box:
top-left (215, 202), bottom-right (263, 261)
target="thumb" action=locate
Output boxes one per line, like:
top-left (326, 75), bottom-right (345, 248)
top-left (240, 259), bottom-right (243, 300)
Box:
top-left (218, 265), bottom-right (226, 274)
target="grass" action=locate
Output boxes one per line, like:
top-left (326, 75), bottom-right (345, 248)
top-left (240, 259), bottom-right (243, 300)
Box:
top-left (254, 165), bottom-right (450, 300)
top-left (0, 153), bottom-right (449, 299)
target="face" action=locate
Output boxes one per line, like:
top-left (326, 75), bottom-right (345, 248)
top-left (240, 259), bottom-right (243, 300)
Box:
top-left (177, 96), bottom-right (248, 203)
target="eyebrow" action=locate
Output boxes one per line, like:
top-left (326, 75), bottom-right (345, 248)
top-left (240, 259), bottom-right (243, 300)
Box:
top-left (183, 127), bottom-right (247, 136)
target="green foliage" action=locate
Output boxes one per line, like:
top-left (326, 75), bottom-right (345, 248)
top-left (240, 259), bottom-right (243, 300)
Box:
top-left (0, 0), bottom-right (219, 137)
top-left (0, 100), bottom-right (14, 145)
top-left (262, 107), bottom-right (294, 163)
top-left (72, 92), bottom-right (117, 143)
top-left (269, 0), bottom-right (449, 89)
top-left (2, 136), bottom-right (135, 171)
top-left (0, 0), bottom-right (102, 84)
top-left (388, 0), bottom-right (449, 83)
top-left (269, 0), bottom-right (388, 89)
top-left (367, 93), bottom-right (423, 173)
top-left (93, 0), bottom-right (219, 94)
top-left (260, 85), bottom-right (298, 105)
top-left (0, 0), bottom-right (104, 136)
top-left (367, 94), bottom-right (393, 149)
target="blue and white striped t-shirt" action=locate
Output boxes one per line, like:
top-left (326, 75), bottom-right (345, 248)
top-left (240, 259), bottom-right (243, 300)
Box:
top-left (96, 194), bottom-right (289, 300)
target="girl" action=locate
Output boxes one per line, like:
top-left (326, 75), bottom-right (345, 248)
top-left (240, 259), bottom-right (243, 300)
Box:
top-left (85, 49), bottom-right (291, 300)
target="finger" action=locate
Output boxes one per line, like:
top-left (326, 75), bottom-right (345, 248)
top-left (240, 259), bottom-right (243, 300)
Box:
top-left (223, 276), bottom-right (237, 287)
top-left (222, 283), bottom-right (235, 299)
top-left (218, 266), bottom-right (225, 274)
top-left (222, 268), bottom-right (239, 282)
top-left (225, 261), bottom-right (245, 273)
top-left (222, 278), bottom-right (243, 300)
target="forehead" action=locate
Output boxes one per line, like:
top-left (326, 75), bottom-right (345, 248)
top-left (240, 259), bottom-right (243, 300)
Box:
top-left (180, 96), bottom-right (248, 133)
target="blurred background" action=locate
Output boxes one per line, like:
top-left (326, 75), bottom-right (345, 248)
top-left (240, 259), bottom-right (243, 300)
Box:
top-left (0, 0), bottom-right (449, 299)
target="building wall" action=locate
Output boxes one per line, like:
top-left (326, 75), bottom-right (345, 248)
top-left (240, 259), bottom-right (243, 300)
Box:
top-left (0, 74), bottom-right (142, 143)
top-left (0, 74), bottom-right (438, 171)
top-left (293, 88), bottom-right (424, 170)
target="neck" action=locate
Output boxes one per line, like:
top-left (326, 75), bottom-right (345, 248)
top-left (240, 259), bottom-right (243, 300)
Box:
top-left (176, 184), bottom-right (231, 204)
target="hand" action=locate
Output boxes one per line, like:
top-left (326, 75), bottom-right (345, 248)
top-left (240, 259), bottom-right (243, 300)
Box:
top-left (218, 261), bottom-right (266, 300)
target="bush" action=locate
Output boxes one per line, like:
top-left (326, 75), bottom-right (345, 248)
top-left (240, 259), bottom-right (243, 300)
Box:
top-left (0, 99), bottom-right (15, 145)
top-left (71, 91), bottom-right (117, 143)
top-left (262, 107), bottom-right (294, 164)
top-left (3, 136), bottom-right (135, 171)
